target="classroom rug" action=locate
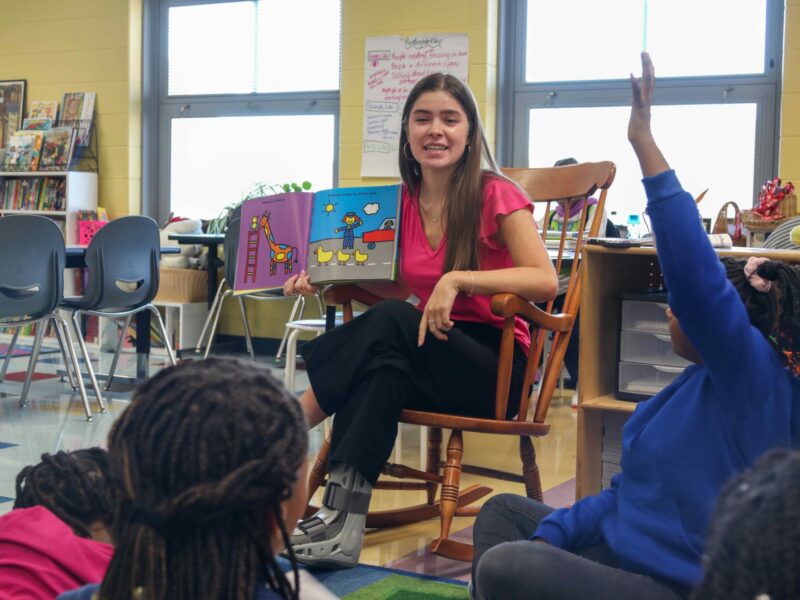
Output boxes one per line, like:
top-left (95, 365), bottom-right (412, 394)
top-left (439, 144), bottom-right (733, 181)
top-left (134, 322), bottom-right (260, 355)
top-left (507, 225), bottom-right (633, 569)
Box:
top-left (0, 344), bottom-right (59, 360)
top-left (279, 559), bottom-right (469, 599)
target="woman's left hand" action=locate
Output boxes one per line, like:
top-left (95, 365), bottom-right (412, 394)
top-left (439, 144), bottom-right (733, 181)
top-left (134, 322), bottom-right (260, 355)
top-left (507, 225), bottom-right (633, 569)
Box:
top-left (418, 272), bottom-right (461, 346)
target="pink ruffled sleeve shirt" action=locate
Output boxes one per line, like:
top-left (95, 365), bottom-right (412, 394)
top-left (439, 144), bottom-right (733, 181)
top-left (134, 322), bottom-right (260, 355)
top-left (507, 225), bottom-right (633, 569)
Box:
top-left (399, 175), bottom-right (534, 351)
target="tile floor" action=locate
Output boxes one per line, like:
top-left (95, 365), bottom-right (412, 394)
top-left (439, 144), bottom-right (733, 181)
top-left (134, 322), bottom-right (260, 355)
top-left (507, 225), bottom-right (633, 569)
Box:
top-left (0, 340), bottom-right (578, 579)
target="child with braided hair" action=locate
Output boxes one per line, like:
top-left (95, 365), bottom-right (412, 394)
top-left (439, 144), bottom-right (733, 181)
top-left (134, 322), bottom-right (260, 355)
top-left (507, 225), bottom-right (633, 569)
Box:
top-left (61, 357), bottom-right (336, 600)
top-left (692, 447), bottom-right (800, 600)
top-left (0, 449), bottom-right (115, 600)
top-left (470, 52), bottom-right (800, 600)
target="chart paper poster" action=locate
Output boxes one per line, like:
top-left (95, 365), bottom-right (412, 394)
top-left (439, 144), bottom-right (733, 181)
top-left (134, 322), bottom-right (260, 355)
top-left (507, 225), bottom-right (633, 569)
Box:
top-left (361, 34), bottom-right (469, 178)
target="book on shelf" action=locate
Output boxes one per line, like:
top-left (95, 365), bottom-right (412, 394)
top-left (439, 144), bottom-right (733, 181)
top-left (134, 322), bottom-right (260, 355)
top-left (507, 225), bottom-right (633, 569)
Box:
top-left (58, 92), bottom-right (95, 148)
top-left (29, 100), bottom-right (59, 121)
top-left (40, 127), bottom-right (77, 171)
top-left (1, 130), bottom-right (43, 171)
top-left (1, 177), bottom-right (66, 211)
top-left (22, 117), bottom-right (54, 131)
top-left (233, 184), bottom-right (401, 294)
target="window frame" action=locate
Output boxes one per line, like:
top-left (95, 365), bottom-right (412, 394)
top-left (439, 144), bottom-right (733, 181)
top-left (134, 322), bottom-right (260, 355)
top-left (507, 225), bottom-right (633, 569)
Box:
top-left (496, 0), bottom-right (784, 205)
top-left (142, 0), bottom-right (340, 224)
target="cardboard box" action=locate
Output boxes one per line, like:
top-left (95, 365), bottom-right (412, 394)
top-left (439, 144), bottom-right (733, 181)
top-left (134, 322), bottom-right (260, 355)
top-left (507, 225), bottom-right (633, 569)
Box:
top-left (154, 267), bottom-right (208, 303)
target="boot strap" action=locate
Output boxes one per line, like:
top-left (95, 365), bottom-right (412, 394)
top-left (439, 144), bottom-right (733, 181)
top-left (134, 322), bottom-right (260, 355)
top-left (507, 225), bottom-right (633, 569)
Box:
top-left (297, 516), bottom-right (328, 542)
top-left (323, 482), bottom-right (371, 514)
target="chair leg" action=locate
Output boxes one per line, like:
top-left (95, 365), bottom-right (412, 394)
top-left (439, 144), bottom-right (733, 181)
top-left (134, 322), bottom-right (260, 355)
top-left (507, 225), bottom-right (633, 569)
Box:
top-left (105, 315), bottom-right (132, 390)
top-left (72, 311), bottom-right (107, 413)
top-left (196, 279), bottom-right (226, 353)
top-left (149, 305), bottom-right (177, 366)
top-left (426, 426), bottom-right (442, 505)
top-left (55, 314), bottom-right (95, 421)
top-left (276, 295), bottom-right (305, 361)
top-left (306, 435), bottom-right (331, 506)
top-left (203, 290), bottom-right (231, 359)
top-left (520, 436), bottom-right (544, 502)
top-left (237, 297), bottom-right (255, 359)
top-left (283, 327), bottom-right (302, 391)
top-left (0, 327), bottom-right (21, 382)
top-left (53, 318), bottom-right (78, 390)
top-left (437, 430), bottom-right (463, 542)
top-left (19, 322), bottom-right (46, 407)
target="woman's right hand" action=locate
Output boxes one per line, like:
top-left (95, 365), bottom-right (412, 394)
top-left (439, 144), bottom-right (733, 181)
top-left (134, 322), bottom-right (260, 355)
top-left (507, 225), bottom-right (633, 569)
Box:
top-left (283, 270), bottom-right (319, 297)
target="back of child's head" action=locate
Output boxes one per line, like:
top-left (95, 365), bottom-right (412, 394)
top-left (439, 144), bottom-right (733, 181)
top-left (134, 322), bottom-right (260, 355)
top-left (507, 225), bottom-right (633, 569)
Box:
top-left (722, 257), bottom-right (800, 376)
top-left (692, 447), bottom-right (800, 600)
top-left (100, 357), bottom-right (307, 600)
top-left (14, 447), bottom-right (114, 538)
top-left (553, 157), bottom-right (578, 167)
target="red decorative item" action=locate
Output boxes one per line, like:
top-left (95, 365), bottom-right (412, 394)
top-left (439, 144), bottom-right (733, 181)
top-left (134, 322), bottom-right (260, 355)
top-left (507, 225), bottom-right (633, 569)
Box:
top-left (754, 178), bottom-right (796, 221)
top-left (78, 220), bottom-right (108, 245)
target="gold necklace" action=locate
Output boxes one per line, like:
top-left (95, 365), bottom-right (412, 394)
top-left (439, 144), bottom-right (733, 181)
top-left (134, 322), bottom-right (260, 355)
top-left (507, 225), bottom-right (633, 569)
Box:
top-left (419, 197), bottom-right (444, 223)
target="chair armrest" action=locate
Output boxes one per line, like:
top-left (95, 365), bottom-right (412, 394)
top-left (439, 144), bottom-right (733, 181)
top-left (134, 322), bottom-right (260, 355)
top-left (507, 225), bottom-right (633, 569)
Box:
top-left (490, 293), bottom-right (574, 332)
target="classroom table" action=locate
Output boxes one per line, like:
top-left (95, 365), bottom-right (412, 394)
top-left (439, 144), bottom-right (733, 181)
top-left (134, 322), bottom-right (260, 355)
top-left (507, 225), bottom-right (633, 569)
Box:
top-left (66, 245), bottom-right (180, 382)
top-left (167, 233), bottom-right (224, 308)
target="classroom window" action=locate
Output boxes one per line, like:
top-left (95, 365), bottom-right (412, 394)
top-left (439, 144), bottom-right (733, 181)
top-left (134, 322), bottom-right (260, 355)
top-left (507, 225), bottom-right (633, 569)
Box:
top-left (144, 0), bottom-right (341, 224)
top-left (499, 0), bottom-right (782, 221)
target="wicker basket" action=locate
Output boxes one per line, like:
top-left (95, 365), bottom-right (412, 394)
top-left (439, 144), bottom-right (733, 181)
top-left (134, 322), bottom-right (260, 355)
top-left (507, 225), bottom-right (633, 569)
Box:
top-left (779, 193), bottom-right (798, 219)
top-left (154, 267), bottom-right (208, 303)
top-left (741, 209), bottom-right (785, 233)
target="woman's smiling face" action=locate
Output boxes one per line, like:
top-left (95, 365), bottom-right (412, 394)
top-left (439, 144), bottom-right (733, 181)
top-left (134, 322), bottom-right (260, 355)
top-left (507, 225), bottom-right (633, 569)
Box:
top-left (406, 90), bottom-right (470, 178)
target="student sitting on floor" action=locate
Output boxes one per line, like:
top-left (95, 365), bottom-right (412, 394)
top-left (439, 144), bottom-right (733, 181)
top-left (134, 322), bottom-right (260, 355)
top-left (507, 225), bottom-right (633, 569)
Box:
top-left (691, 447), bottom-right (800, 600)
top-left (470, 52), bottom-right (800, 600)
top-left (61, 357), bottom-right (336, 600)
top-left (0, 449), bottom-right (115, 600)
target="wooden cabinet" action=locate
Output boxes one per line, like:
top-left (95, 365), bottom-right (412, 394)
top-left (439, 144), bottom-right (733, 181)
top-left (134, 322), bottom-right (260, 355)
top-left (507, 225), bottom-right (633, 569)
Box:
top-left (576, 244), bottom-right (800, 499)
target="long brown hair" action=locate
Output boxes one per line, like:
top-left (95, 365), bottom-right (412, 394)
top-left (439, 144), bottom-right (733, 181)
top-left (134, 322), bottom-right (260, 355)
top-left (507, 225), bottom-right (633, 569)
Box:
top-left (398, 73), bottom-right (501, 272)
top-left (99, 357), bottom-right (307, 600)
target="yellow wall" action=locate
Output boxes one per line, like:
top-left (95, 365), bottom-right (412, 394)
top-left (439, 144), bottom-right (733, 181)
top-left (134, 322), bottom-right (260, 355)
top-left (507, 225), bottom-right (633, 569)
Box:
top-left (781, 0), bottom-right (800, 185)
top-left (0, 0), bottom-right (142, 219)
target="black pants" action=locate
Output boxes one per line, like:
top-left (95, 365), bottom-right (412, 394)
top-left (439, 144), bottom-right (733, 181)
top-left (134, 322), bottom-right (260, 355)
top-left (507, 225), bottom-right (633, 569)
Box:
top-left (472, 494), bottom-right (689, 600)
top-left (300, 300), bottom-right (527, 484)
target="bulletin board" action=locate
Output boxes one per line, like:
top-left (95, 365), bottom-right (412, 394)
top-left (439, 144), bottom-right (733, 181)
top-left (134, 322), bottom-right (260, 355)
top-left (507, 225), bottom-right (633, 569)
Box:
top-left (361, 34), bottom-right (469, 178)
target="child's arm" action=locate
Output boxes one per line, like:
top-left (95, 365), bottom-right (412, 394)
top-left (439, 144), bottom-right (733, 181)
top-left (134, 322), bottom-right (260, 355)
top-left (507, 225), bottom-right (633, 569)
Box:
top-left (628, 53), bottom-right (670, 178)
top-left (533, 486), bottom-right (618, 551)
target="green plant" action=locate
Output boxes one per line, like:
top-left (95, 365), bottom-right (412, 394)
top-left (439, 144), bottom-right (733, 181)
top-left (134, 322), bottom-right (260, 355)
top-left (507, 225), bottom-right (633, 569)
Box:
top-left (206, 180), bottom-right (312, 234)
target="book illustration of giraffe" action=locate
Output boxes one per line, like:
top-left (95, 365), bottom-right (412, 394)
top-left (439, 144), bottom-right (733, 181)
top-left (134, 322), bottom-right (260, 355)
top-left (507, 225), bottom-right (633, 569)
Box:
top-left (258, 212), bottom-right (298, 276)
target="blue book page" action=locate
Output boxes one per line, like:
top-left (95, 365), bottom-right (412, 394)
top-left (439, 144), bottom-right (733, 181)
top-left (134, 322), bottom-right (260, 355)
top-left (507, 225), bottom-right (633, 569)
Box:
top-left (307, 184), bottom-right (401, 285)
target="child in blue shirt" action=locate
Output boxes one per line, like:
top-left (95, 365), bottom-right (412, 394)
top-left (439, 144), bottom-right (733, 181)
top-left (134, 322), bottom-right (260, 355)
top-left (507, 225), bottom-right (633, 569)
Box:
top-left (470, 52), bottom-right (800, 600)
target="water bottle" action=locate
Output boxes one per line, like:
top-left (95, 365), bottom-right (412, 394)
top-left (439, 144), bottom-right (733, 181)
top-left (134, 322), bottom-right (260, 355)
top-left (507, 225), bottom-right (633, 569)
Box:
top-left (627, 214), bottom-right (642, 239)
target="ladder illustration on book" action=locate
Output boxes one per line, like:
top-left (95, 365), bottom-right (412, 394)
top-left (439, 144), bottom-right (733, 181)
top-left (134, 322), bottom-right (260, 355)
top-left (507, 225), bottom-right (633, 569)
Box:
top-left (244, 218), bottom-right (260, 283)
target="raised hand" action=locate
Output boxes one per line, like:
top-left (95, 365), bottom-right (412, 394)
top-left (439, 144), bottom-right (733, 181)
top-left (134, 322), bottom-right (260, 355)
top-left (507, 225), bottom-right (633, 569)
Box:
top-left (628, 52), bottom-right (669, 178)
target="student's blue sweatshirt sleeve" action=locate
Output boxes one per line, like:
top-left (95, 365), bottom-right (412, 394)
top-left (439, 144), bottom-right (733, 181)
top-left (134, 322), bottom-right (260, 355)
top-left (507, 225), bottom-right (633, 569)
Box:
top-left (644, 170), bottom-right (774, 399)
top-left (532, 485), bottom-right (617, 551)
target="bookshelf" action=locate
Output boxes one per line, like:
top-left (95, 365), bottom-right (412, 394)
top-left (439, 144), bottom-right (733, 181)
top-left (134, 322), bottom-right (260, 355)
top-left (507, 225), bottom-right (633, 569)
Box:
top-left (0, 170), bottom-right (97, 245)
top-left (576, 245), bottom-right (800, 499)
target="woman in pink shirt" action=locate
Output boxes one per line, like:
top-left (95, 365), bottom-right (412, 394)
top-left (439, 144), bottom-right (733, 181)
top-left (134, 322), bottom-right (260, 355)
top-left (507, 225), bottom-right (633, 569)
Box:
top-left (284, 72), bottom-right (558, 568)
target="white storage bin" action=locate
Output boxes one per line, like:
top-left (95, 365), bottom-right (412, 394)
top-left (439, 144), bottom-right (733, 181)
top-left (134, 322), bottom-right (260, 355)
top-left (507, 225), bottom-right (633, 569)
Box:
top-left (621, 299), bottom-right (670, 334)
top-left (618, 361), bottom-right (684, 397)
top-left (620, 330), bottom-right (691, 368)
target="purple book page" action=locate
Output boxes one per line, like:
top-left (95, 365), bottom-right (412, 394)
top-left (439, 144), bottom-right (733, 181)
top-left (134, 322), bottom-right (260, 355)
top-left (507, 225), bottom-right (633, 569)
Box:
top-left (233, 192), bottom-right (314, 294)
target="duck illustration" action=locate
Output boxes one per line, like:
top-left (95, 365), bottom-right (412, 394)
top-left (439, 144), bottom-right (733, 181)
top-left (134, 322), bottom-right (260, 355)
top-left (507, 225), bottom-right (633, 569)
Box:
top-left (337, 249), bottom-right (351, 265)
top-left (354, 249), bottom-right (369, 265)
top-left (315, 246), bottom-right (333, 266)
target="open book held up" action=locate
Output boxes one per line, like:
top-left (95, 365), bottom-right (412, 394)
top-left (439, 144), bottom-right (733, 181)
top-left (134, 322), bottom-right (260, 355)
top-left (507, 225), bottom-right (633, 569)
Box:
top-left (233, 184), bottom-right (401, 295)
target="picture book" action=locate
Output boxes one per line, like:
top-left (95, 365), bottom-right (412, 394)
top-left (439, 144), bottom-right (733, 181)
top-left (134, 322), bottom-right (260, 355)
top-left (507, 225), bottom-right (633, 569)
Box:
top-left (29, 100), bottom-right (58, 121)
top-left (22, 118), bottom-right (54, 130)
top-left (39, 127), bottom-right (76, 171)
top-left (1, 130), bottom-right (43, 171)
top-left (59, 92), bottom-right (95, 147)
top-left (233, 184), bottom-right (401, 294)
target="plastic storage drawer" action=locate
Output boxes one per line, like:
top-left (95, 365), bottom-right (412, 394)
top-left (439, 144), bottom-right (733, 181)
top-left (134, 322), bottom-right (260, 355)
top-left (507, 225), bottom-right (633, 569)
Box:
top-left (619, 330), bottom-right (691, 369)
top-left (621, 299), bottom-right (670, 334)
top-left (617, 361), bottom-right (684, 400)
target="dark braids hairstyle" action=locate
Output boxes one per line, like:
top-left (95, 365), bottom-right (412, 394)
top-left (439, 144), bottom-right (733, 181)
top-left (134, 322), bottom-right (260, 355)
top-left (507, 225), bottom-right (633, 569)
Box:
top-left (691, 447), bottom-right (800, 600)
top-left (722, 257), bottom-right (800, 376)
top-left (14, 447), bottom-right (114, 538)
top-left (99, 357), bottom-right (308, 600)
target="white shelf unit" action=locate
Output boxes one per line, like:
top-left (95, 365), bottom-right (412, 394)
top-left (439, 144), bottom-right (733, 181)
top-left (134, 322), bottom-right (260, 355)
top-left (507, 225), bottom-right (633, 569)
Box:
top-left (0, 170), bottom-right (98, 245)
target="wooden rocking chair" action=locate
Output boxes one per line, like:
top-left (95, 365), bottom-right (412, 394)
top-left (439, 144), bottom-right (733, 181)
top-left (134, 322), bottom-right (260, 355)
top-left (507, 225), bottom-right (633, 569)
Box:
top-left (305, 161), bottom-right (616, 562)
